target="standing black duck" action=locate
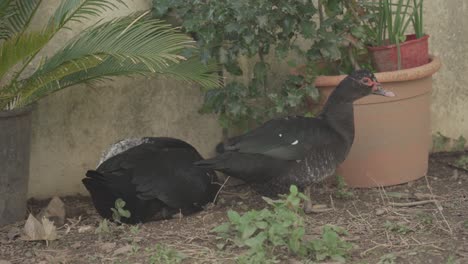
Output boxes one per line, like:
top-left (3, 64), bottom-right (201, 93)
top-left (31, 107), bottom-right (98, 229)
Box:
top-left (195, 69), bottom-right (395, 212)
top-left (83, 137), bottom-right (219, 224)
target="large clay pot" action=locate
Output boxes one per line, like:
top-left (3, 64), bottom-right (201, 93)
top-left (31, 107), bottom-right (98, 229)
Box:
top-left (0, 106), bottom-right (33, 226)
top-left (315, 56), bottom-right (441, 187)
top-left (367, 34), bottom-right (429, 72)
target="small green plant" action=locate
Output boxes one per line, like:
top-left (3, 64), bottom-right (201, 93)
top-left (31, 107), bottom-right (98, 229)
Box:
top-left (416, 212), bottom-right (433, 225)
top-left (384, 221), bottom-right (412, 234)
top-left (453, 136), bottom-right (466, 151)
top-left (308, 225), bottom-right (353, 263)
top-left (213, 185), bottom-right (309, 262)
top-left (463, 220), bottom-right (468, 229)
top-left (213, 185), bottom-right (352, 262)
top-left (455, 156), bottom-right (468, 170)
top-left (95, 219), bottom-right (112, 235)
top-left (335, 175), bottom-right (354, 199)
top-left (378, 253), bottom-right (397, 264)
top-left (130, 225), bottom-right (140, 235)
top-left (146, 244), bottom-right (186, 264)
top-left (111, 198), bottom-right (131, 223)
top-left (432, 132), bottom-right (451, 152)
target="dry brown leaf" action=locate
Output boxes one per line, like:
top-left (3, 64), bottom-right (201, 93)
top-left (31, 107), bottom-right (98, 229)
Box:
top-left (113, 245), bottom-right (133, 256)
top-left (38, 196), bottom-right (66, 226)
top-left (21, 214), bottom-right (58, 242)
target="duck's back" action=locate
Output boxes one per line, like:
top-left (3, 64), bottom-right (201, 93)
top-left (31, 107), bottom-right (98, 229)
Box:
top-left (197, 116), bottom-right (351, 196)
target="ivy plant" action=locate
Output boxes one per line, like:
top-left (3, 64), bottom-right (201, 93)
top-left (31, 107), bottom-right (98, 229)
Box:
top-left (153, 0), bottom-right (368, 129)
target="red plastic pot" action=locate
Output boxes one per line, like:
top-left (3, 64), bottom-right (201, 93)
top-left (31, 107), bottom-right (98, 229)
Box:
top-left (367, 34), bottom-right (429, 72)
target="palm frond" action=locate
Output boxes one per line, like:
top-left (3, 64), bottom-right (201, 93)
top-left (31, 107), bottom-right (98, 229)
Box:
top-left (0, 0), bottom-right (42, 40)
top-left (14, 55), bottom-right (220, 108)
top-left (48, 0), bottom-right (126, 31)
top-left (0, 30), bottom-right (53, 81)
top-left (7, 55), bottom-right (104, 107)
top-left (37, 13), bottom-right (195, 76)
top-left (160, 57), bottom-right (222, 89)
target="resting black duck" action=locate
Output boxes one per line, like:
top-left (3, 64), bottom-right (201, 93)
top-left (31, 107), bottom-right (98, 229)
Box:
top-left (195, 69), bottom-right (395, 212)
top-left (83, 137), bottom-right (219, 224)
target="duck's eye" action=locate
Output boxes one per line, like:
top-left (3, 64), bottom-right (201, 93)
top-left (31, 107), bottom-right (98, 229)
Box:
top-left (361, 77), bottom-right (372, 85)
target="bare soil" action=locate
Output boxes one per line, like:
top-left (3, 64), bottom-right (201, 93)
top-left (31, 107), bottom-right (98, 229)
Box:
top-left (1, 153), bottom-right (467, 264)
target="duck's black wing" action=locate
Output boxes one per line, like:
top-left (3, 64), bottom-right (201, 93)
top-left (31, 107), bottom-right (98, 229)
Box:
top-left (224, 116), bottom-right (335, 161)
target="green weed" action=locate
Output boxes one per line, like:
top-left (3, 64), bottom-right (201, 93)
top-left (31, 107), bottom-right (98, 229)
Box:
top-left (213, 185), bottom-right (352, 263)
top-left (146, 244), bottom-right (186, 264)
top-left (308, 225), bottom-right (353, 263)
top-left (111, 198), bottom-right (131, 223)
top-left (384, 221), bottom-right (412, 234)
top-left (335, 175), bottom-right (353, 199)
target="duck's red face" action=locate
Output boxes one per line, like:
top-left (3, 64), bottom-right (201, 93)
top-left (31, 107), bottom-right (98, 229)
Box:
top-left (360, 76), bottom-right (395, 97)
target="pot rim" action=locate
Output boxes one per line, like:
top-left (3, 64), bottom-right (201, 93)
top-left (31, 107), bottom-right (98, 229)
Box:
top-left (367, 34), bottom-right (429, 51)
top-left (315, 55), bottom-right (441, 87)
top-left (0, 104), bottom-right (34, 118)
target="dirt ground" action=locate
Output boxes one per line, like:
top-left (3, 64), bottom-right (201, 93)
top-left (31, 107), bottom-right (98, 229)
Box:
top-left (1, 152), bottom-right (467, 264)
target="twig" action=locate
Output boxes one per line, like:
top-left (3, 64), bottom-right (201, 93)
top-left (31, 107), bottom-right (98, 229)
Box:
top-left (424, 175), bottom-right (453, 234)
top-left (389, 200), bottom-right (439, 207)
top-left (329, 194), bottom-right (335, 210)
top-left (212, 176), bottom-right (230, 204)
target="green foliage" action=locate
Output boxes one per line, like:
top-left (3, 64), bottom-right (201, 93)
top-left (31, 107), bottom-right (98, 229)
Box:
top-left (335, 174), bottom-right (354, 199)
top-left (464, 220), bottom-right (468, 229)
top-left (432, 132), bottom-right (451, 152)
top-left (454, 156), bottom-right (468, 170)
top-left (378, 253), bottom-right (397, 264)
top-left (363, 0), bottom-right (424, 46)
top-left (308, 225), bottom-right (353, 263)
top-left (0, 0), bottom-right (220, 110)
top-left (384, 221), bottom-right (412, 234)
top-left (213, 185), bottom-right (352, 263)
top-left (416, 212), bottom-right (433, 225)
top-left (146, 244), bottom-right (186, 264)
top-left (453, 136), bottom-right (466, 151)
top-left (153, 0), bottom-right (368, 129)
top-left (362, 0), bottom-right (425, 69)
top-left (95, 219), bottom-right (111, 234)
top-left (111, 198), bottom-right (131, 223)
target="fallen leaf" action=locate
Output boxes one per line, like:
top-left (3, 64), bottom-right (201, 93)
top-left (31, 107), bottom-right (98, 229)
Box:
top-left (38, 196), bottom-right (66, 226)
top-left (78, 225), bottom-right (93, 233)
top-left (21, 214), bottom-right (58, 242)
top-left (113, 245), bottom-right (132, 256)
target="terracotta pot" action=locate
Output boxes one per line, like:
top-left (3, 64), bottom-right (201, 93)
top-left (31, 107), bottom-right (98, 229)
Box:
top-left (368, 34), bottom-right (429, 72)
top-left (314, 56), bottom-right (441, 187)
top-left (0, 106), bottom-right (33, 226)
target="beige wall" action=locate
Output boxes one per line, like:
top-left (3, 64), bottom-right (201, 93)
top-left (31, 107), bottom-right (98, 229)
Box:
top-left (28, 0), bottom-right (467, 198)
top-left (425, 1), bottom-right (468, 139)
top-left (28, 0), bottom-right (222, 198)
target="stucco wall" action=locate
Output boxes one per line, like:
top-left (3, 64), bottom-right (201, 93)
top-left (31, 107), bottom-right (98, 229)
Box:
top-left (424, 1), bottom-right (468, 139)
top-left (27, 0), bottom-right (467, 198)
top-left (27, 0), bottom-right (222, 198)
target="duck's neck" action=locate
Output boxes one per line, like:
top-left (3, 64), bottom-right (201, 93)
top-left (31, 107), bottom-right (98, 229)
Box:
top-left (319, 97), bottom-right (355, 148)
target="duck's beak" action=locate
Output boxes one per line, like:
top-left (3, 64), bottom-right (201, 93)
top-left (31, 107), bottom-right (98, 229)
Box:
top-left (372, 82), bottom-right (395, 97)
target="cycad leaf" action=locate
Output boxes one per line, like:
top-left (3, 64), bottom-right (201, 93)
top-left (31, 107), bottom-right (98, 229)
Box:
top-left (37, 13), bottom-right (195, 76)
top-left (16, 55), bottom-right (220, 107)
top-left (13, 55), bottom-right (104, 107)
top-left (7, 0), bottom-right (42, 35)
top-left (48, 0), bottom-right (126, 30)
top-left (0, 29), bottom-right (53, 81)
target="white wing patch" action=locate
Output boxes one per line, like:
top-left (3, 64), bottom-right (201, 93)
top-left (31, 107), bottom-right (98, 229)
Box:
top-left (97, 138), bottom-right (149, 167)
top-left (291, 140), bottom-right (299, 145)
top-left (278, 133), bottom-right (283, 137)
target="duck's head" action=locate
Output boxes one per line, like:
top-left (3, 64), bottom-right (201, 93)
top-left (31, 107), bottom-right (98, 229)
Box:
top-left (338, 69), bottom-right (395, 102)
